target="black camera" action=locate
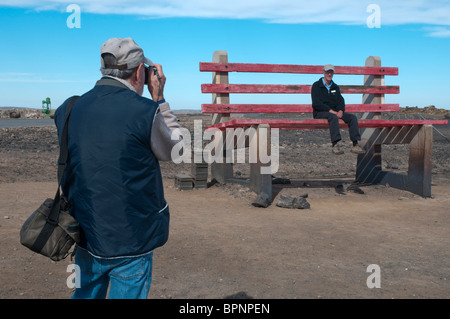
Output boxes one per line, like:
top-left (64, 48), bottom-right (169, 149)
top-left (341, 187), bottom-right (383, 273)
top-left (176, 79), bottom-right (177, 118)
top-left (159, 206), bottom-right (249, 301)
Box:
top-left (144, 66), bottom-right (159, 85)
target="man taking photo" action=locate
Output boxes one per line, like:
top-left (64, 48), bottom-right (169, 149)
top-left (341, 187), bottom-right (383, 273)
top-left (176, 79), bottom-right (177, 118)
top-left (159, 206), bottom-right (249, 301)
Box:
top-left (54, 37), bottom-right (182, 299)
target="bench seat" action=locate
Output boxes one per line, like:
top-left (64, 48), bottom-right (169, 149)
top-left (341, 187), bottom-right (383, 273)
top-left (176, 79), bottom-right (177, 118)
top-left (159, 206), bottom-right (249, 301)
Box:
top-left (206, 119), bottom-right (448, 131)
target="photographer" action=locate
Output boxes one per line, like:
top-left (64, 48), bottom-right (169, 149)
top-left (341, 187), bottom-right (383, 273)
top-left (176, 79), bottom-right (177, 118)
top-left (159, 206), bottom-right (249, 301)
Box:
top-left (54, 37), bottom-right (182, 299)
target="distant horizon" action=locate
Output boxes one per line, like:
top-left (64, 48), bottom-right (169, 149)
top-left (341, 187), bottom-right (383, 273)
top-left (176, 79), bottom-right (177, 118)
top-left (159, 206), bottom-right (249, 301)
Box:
top-left (0, 105), bottom-right (203, 113)
top-left (1, 104), bottom-right (447, 112)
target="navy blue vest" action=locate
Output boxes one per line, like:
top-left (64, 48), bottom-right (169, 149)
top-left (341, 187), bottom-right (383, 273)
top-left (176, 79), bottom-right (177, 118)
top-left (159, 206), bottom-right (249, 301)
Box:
top-left (54, 78), bottom-right (169, 258)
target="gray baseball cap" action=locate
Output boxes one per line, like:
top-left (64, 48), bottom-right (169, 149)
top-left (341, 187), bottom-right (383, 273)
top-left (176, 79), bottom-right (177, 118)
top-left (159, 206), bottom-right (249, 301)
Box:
top-left (100, 37), bottom-right (153, 70)
top-left (324, 64), bottom-right (335, 72)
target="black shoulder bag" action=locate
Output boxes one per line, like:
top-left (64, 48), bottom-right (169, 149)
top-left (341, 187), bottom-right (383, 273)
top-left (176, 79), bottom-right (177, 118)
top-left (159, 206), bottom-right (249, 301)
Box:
top-left (20, 96), bottom-right (81, 261)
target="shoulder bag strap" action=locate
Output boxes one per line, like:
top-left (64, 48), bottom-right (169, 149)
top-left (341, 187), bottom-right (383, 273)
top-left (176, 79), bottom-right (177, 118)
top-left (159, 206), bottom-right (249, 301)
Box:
top-left (49, 95), bottom-right (79, 223)
top-left (30, 95), bottom-right (79, 253)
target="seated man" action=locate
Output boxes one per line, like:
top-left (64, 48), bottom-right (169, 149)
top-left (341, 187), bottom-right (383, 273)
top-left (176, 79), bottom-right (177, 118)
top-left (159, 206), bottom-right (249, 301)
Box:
top-left (311, 64), bottom-right (365, 155)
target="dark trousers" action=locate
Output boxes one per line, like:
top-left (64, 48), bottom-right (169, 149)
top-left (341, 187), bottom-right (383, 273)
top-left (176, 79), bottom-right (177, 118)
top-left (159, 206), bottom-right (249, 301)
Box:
top-left (314, 111), bottom-right (361, 144)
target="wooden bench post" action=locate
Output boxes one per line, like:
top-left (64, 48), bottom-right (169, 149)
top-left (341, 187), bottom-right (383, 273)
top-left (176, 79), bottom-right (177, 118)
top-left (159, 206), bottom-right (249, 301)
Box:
top-left (356, 56), bottom-right (384, 183)
top-left (210, 51), bottom-right (233, 184)
top-left (249, 124), bottom-right (273, 200)
top-left (407, 124), bottom-right (433, 197)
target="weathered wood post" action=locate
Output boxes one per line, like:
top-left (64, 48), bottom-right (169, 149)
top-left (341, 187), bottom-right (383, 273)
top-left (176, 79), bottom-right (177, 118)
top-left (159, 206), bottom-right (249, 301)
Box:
top-left (407, 125), bottom-right (433, 197)
top-left (210, 51), bottom-right (233, 184)
top-left (249, 124), bottom-right (273, 199)
top-left (356, 56), bottom-right (384, 183)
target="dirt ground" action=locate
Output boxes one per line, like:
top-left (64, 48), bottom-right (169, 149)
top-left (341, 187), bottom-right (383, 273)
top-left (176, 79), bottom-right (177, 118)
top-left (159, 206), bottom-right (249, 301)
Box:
top-left (0, 110), bottom-right (449, 299)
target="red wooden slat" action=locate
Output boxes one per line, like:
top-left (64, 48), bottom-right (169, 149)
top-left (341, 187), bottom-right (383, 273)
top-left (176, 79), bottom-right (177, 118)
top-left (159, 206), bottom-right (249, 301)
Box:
top-left (205, 119), bottom-right (447, 131)
top-left (340, 85), bottom-right (399, 94)
top-left (360, 119), bottom-right (448, 128)
top-left (205, 119), bottom-right (329, 130)
top-left (202, 84), bottom-right (310, 93)
top-left (201, 84), bottom-right (400, 94)
top-left (201, 104), bottom-right (400, 113)
top-left (199, 62), bottom-right (399, 76)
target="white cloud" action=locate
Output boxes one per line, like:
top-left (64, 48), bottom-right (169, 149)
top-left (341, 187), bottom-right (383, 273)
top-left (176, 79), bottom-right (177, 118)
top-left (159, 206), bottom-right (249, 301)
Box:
top-left (423, 26), bottom-right (450, 38)
top-left (1, 0), bottom-right (450, 36)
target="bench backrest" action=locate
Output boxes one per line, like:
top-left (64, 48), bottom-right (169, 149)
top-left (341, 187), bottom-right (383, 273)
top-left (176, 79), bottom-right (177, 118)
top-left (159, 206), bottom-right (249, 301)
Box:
top-left (200, 51), bottom-right (399, 124)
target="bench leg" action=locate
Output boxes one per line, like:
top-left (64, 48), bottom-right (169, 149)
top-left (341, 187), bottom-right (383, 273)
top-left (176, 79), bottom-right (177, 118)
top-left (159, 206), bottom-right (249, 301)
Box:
top-left (356, 128), bottom-right (383, 183)
top-left (356, 125), bottom-right (433, 197)
top-left (249, 124), bottom-right (273, 200)
top-left (407, 125), bottom-right (433, 197)
top-left (210, 129), bottom-right (233, 184)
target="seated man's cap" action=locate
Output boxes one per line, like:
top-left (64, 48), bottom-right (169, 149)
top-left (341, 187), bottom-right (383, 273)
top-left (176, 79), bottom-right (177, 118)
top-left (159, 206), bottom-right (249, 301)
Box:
top-left (100, 37), bottom-right (153, 70)
top-left (324, 64), bottom-right (335, 72)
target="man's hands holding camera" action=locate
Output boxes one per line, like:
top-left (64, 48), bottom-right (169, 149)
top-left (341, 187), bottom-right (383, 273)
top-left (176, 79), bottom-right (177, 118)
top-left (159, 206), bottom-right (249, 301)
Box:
top-left (145, 64), bottom-right (166, 102)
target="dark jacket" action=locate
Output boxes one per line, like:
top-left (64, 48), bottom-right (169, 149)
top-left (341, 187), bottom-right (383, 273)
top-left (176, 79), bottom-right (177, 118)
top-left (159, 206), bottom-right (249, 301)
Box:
top-left (311, 77), bottom-right (345, 117)
top-left (54, 78), bottom-right (169, 258)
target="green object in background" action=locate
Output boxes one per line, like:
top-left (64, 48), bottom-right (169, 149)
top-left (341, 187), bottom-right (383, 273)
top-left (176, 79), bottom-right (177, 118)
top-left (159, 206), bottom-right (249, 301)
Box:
top-left (41, 97), bottom-right (51, 117)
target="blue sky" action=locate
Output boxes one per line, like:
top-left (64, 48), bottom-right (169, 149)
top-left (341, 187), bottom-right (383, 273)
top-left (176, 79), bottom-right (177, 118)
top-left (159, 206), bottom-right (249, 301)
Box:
top-left (0, 1), bottom-right (449, 110)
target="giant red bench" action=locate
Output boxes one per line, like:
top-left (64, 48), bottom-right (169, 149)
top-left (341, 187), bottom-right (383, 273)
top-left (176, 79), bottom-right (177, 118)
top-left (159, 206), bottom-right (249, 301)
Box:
top-left (200, 51), bottom-right (448, 200)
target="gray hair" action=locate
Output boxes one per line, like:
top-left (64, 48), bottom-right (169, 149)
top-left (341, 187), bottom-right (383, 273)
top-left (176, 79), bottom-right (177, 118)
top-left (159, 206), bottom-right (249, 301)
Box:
top-left (100, 53), bottom-right (137, 79)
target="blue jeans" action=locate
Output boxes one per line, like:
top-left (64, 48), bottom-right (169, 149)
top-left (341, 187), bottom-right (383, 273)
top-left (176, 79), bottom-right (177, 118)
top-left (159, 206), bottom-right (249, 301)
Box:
top-left (71, 246), bottom-right (153, 299)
